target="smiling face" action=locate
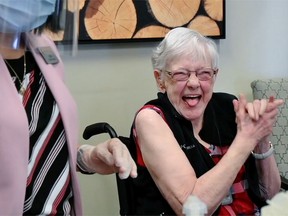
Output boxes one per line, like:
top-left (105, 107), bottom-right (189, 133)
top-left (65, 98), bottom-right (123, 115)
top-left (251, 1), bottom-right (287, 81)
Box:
top-left (155, 55), bottom-right (217, 123)
top-left (152, 28), bottom-right (219, 124)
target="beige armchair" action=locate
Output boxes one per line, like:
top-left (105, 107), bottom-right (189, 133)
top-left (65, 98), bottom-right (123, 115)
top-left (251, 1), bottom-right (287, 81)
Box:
top-left (251, 78), bottom-right (288, 190)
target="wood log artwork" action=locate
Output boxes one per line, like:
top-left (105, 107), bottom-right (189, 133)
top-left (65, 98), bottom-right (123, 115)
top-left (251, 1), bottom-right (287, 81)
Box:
top-left (84, 0), bottom-right (137, 40)
top-left (47, 0), bottom-right (224, 42)
top-left (44, 0), bottom-right (86, 41)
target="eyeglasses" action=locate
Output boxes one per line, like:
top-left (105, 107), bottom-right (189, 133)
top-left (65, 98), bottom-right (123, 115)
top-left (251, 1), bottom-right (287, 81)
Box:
top-left (164, 68), bottom-right (218, 81)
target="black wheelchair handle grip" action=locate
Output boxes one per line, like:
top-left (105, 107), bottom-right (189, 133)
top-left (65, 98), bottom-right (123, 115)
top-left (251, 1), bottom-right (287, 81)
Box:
top-left (82, 122), bottom-right (118, 139)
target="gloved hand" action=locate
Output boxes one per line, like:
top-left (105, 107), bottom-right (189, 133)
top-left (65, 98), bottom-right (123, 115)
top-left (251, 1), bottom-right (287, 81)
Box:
top-left (77, 138), bottom-right (137, 179)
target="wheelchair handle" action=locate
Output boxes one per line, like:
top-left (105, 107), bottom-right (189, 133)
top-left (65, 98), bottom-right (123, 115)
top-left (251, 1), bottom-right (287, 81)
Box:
top-left (82, 122), bottom-right (118, 139)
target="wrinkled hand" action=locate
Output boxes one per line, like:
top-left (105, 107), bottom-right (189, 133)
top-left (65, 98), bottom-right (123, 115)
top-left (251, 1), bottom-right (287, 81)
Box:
top-left (245, 96), bottom-right (283, 121)
top-left (250, 96), bottom-right (284, 145)
top-left (84, 138), bottom-right (137, 179)
top-left (233, 94), bottom-right (283, 149)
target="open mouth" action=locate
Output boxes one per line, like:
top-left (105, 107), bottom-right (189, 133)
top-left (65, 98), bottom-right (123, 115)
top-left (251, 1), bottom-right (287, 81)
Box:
top-left (183, 95), bottom-right (201, 107)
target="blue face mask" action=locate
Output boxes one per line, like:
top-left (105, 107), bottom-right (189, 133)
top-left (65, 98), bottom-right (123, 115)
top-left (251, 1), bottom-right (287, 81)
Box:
top-left (0, 0), bottom-right (57, 33)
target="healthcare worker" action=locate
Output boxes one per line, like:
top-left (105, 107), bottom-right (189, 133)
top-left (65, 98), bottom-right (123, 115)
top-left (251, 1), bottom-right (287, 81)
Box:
top-left (0, 0), bottom-right (137, 215)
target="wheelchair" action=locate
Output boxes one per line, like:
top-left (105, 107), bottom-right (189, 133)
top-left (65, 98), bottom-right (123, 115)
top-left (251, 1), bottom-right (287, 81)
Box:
top-left (83, 122), bottom-right (288, 215)
top-left (83, 122), bottom-right (135, 216)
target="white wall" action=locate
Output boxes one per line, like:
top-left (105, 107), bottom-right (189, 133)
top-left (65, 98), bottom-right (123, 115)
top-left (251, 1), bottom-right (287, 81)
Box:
top-left (62, 0), bottom-right (288, 215)
top-left (216, 0), bottom-right (288, 97)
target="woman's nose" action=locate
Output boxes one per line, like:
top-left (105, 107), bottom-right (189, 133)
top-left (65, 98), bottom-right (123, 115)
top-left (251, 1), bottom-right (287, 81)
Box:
top-left (186, 73), bottom-right (200, 88)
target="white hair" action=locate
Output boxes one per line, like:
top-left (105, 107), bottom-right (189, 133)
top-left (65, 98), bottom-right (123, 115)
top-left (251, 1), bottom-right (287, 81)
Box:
top-left (151, 27), bottom-right (219, 71)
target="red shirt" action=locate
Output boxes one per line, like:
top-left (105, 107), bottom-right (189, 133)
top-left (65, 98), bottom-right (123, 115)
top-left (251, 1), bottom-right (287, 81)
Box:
top-left (207, 145), bottom-right (259, 215)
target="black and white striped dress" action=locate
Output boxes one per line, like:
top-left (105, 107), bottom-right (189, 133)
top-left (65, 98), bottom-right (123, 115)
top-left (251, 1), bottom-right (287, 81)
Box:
top-left (6, 51), bottom-right (73, 215)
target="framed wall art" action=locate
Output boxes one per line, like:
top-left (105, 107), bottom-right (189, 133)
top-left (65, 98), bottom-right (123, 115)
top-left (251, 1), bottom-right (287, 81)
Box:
top-left (49, 0), bottom-right (225, 43)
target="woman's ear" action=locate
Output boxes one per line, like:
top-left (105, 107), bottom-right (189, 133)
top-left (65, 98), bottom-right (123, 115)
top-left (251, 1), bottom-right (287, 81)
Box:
top-left (154, 70), bottom-right (166, 93)
top-left (213, 69), bottom-right (218, 82)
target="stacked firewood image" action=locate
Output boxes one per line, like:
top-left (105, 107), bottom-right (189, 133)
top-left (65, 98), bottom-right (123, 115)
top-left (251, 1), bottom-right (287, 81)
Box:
top-left (48, 0), bottom-right (224, 42)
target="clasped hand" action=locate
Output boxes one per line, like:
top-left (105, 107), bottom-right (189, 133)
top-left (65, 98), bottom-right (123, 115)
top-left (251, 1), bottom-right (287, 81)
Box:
top-left (233, 94), bottom-right (284, 149)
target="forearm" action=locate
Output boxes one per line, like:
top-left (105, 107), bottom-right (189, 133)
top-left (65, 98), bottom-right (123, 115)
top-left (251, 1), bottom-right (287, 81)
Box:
top-left (253, 141), bottom-right (281, 198)
top-left (193, 136), bottom-right (253, 214)
top-left (157, 135), bottom-right (254, 215)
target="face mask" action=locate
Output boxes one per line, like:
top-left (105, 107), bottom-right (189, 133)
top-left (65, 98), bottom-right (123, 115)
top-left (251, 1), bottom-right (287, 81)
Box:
top-left (0, 0), bottom-right (57, 33)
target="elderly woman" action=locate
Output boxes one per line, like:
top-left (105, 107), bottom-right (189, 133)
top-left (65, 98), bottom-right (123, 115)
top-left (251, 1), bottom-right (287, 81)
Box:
top-left (130, 27), bottom-right (283, 215)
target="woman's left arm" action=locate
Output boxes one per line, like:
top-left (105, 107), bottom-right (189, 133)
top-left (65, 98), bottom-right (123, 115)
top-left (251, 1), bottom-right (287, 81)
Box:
top-left (247, 97), bottom-right (284, 199)
top-left (253, 138), bottom-right (281, 199)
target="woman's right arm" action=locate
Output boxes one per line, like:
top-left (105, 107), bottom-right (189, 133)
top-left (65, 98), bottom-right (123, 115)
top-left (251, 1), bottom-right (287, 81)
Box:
top-left (135, 95), bottom-right (280, 215)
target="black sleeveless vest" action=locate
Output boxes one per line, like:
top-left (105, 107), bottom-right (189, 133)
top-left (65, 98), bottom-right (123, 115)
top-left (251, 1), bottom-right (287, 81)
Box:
top-left (128, 92), bottom-right (266, 215)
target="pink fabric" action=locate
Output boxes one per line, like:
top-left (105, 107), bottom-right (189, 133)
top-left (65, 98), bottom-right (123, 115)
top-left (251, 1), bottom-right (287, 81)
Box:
top-left (231, 180), bottom-right (247, 194)
top-left (0, 33), bottom-right (82, 215)
top-left (222, 206), bottom-right (237, 216)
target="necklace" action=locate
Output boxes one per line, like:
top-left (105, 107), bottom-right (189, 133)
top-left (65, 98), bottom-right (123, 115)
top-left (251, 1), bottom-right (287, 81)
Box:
top-left (4, 53), bottom-right (27, 95)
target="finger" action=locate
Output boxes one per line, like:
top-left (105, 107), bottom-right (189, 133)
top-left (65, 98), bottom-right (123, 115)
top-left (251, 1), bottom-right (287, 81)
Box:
top-left (259, 99), bottom-right (267, 116)
top-left (252, 100), bottom-right (261, 120)
top-left (109, 140), bottom-right (137, 179)
top-left (118, 167), bottom-right (130, 179)
top-left (266, 99), bottom-right (284, 112)
top-left (96, 139), bottom-right (124, 166)
top-left (114, 150), bottom-right (131, 179)
top-left (238, 94), bottom-right (247, 116)
top-left (268, 107), bottom-right (280, 119)
top-left (246, 103), bottom-right (256, 120)
top-left (130, 161), bottom-right (138, 178)
top-left (269, 96), bottom-right (275, 103)
top-left (116, 152), bottom-right (136, 179)
top-left (233, 99), bottom-right (239, 124)
top-left (118, 159), bottom-right (138, 179)
top-left (266, 96), bottom-right (275, 112)
top-left (233, 99), bottom-right (239, 112)
top-left (236, 94), bottom-right (250, 126)
top-left (109, 140), bottom-right (127, 167)
top-left (274, 99), bottom-right (284, 106)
